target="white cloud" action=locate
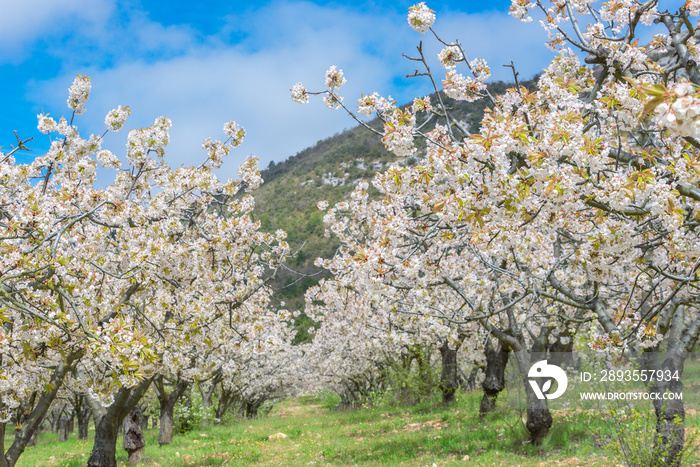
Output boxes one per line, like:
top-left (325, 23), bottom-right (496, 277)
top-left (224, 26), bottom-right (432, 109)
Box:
top-left (0, 0), bottom-right (115, 62)
top-left (25, 1), bottom-right (553, 182)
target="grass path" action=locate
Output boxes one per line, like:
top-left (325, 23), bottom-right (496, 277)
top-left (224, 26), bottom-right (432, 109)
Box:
top-left (8, 390), bottom-right (700, 466)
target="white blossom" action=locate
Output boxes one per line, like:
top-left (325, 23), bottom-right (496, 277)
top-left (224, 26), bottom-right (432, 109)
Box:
top-left (67, 74), bottom-right (91, 114)
top-left (408, 2), bottom-right (435, 33)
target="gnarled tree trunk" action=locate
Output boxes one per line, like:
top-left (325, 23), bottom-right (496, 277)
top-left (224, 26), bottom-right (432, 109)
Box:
top-left (76, 396), bottom-right (90, 441)
top-left (244, 399), bottom-right (264, 418)
top-left (155, 377), bottom-right (189, 446)
top-left (198, 375), bottom-right (221, 426)
top-left (650, 356), bottom-right (685, 467)
top-left (514, 329), bottom-right (553, 445)
top-left (89, 413), bottom-right (120, 467)
top-left (215, 388), bottom-right (237, 420)
top-left (479, 339), bottom-right (510, 417)
top-left (59, 417), bottom-right (70, 442)
top-left (637, 304), bottom-right (700, 467)
top-left (123, 408), bottom-right (145, 465)
top-left (439, 341), bottom-right (460, 406)
top-left (140, 414), bottom-right (149, 431)
top-left (480, 317), bottom-right (553, 444)
top-left (1, 423), bottom-right (7, 467)
top-left (87, 378), bottom-right (152, 467)
top-left (2, 351), bottom-right (81, 467)
top-left (50, 406), bottom-right (64, 434)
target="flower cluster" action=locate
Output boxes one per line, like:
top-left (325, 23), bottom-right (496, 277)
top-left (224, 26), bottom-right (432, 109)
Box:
top-left (438, 46), bottom-right (463, 69)
top-left (290, 82), bottom-right (309, 104)
top-left (688, 0), bottom-right (700, 16)
top-left (325, 65), bottom-right (347, 90)
top-left (105, 105), bottom-right (131, 132)
top-left (223, 120), bottom-right (246, 147)
top-left (650, 82), bottom-right (700, 138)
top-left (96, 149), bottom-right (121, 169)
top-left (407, 2), bottom-right (435, 33)
top-left (202, 137), bottom-right (230, 168)
top-left (469, 58), bottom-right (491, 82)
top-left (442, 69), bottom-right (486, 102)
top-left (357, 93), bottom-right (380, 117)
top-left (67, 74), bottom-right (91, 114)
top-left (324, 93), bottom-right (343, 110)
top-left (126, 116), bottom-right (172, 165)
top-left (509, 0), bottom-right (535, 22)
top-left (37, 113), bottom-right (57, 134)
top-left (238, 155), bottom-right (263, 190)
top-left (382, 110), bottom-right (416, 157)
top-left (412, 96), bottom-right (432, 113)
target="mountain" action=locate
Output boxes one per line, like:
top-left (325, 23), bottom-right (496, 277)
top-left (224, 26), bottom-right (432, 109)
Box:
top-left (252, 80), bottom-right (533, 343)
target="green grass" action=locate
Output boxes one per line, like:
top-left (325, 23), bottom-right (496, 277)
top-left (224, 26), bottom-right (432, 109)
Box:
top-left (7, 381), bottom-right (700, 466)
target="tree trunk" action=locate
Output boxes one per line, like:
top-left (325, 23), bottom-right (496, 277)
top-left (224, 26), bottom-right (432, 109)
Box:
top-left (78, 416), bottom-right (89, 441)
top-left (414, 347), bottom-right (433, 401)
top-left (513, 333), bottom-right (553, 445)
top-left (245, 400), bottom-right (262, 418)
top-left (548, 330), bottom-right (575, 369)
top-left (524, 388), bottom-right (553, 446)
top-left (123, 408), bottom-right (145, 466)
top-left (200, 386), bottom-right (212, 413)
top-left (50, 407), bottom-right (64, 434)
top-left (245, 402), bottom-right (256, 418)
top-left (24, 430), bottom-right (39, 448)
top-left (155, 378), bottom-right (189, 446)
top-left (398, 354), bottom-right (414, 402)
top-left (87, 378), bottom-right (152, 467)
top-left (1, 422), bottom-right (7, 467)
top-left (3, 351), bottom-right (81, 467)
top-left (479, 339), bottom-right (510, 417)
top-left (158, 403), bottom-right (175, 446)
top-left (463, 365), bottom-right (482, 391)
top-left (215, 389), bottom-right (236, 420)
top-left (76, 396), bottom-right (90, 441)
top-left (198, 378), bottom-right (220, 426)
top-left (59, 417), bottom-right (70, 442)
top-left (89, 414), bottom-right (120, 467)
top-left (641, 350), bottom-right (686, 467)
top-left (439, 342), bottom-right (459, 406)
top-left (639, 304), bottom-right (700, 467)
top-left (141, 415), bottom-right (149, 432)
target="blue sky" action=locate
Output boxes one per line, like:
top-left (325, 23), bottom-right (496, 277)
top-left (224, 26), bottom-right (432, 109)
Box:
top-left (1, 0), bottom-right (558, 177)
